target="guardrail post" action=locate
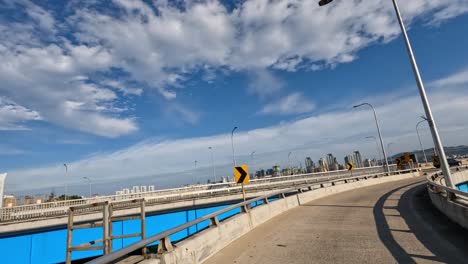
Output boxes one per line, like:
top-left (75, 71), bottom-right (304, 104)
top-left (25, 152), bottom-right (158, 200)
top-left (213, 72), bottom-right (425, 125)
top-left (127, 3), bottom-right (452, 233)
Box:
top-left (141, 199), bottom-right (147, 257)
top-left (447, 191), bottom-right (457, 201)
top-left (103, 203), bottom-right (110, 255)
top-left (241, 204), bottom-right (249, 213)
top-left (210, 216), bottom-right (220, 226)
top-left (65, 208), bottom-right (74, 264)
top-left (108, 204), bottom-right (113, 253)
top-left (157, 237), bottom-right (174, 254)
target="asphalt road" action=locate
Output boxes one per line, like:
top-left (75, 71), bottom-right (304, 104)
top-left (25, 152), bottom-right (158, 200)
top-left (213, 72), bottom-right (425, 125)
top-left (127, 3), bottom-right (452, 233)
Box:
top-left (204, 177), bottom-right (468, 264)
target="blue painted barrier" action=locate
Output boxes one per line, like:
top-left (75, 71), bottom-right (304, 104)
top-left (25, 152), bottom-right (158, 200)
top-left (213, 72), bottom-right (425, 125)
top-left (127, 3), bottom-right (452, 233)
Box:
top-left (0, 198), bottom-right (276, 264)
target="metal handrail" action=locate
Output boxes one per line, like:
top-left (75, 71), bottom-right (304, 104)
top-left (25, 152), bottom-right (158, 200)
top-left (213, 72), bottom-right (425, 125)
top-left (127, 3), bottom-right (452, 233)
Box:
top-left (86, 168), bottom-right (417, 264)
top-left (426, 166), bottom-right (468, 199)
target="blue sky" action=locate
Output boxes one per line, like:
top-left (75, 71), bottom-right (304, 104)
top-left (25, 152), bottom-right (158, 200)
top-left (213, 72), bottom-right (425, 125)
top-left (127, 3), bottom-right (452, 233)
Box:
top-left (1, 0), bottom-right (468, 194)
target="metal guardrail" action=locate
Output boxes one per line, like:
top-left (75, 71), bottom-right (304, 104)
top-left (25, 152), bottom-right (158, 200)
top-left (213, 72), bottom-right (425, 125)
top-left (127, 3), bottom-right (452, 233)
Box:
top-left (86, 168), bottom-right (417, 264)
top-left (426, 166), bottom-right (468, 202)
top-left (0, 166), bottom-right (394, 223)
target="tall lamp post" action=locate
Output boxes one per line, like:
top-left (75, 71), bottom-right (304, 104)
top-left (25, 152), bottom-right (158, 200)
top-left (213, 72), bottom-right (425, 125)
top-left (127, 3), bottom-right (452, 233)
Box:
top-left (366, 136), bottom-right (382, 166)
top-left (208, 147), bottom-right (216, 183)
top-left (354, 103), bottom-right (389, 173)
top-left (387, 142), bottom-right (395, 165)
top-left (416, 117), bottom-right (429, 164)
top-left (318, 0), bottom-right (454, 187)
top-left (63, 164), bottom-right (68, 201)
top-left (231, 127), bottom-right (238, 167)
top-left (250, 151), bottom-right (256, 177)
top-left (83, 177), bottom-right (91, 198)
top-left (194, 160), bottom-right (198, 184)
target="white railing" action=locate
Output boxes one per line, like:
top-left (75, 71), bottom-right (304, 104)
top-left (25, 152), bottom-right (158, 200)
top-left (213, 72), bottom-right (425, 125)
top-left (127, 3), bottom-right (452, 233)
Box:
top-left (426, 166), bottom-right (468, 202)
top-left (0, 166), bottom-right (393, 223)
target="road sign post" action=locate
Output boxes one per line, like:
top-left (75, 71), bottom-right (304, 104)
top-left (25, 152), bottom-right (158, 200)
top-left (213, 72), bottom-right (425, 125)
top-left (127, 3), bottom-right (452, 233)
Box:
top-left (346, 162), bottom-right (354, 177)
top-left (234, 165), bottom-right (249, 201)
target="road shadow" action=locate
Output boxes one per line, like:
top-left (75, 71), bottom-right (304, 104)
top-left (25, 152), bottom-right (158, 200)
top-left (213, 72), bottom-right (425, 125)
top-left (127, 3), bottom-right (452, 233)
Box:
top-left (373, 181), bottom-right (468, 263)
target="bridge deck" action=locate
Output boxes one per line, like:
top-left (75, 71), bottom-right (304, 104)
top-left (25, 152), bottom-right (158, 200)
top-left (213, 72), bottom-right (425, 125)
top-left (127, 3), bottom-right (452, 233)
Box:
top-left (204, 177), bottom-right (468, 264)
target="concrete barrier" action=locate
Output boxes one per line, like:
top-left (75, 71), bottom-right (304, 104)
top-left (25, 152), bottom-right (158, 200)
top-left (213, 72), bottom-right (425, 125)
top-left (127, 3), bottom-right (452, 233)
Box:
top-left (156, 171), bottom-right (420, 264)
top-left (427, 170), bottom-right (468, 230)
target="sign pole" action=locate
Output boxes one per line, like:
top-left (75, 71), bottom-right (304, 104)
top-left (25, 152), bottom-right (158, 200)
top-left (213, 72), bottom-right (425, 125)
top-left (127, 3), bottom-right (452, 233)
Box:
top-left (241, 183), bottom-right (246, 201)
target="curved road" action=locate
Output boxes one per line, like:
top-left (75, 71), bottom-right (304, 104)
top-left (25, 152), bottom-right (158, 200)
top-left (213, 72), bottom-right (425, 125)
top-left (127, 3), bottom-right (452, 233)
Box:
top-left (204, 177), bottom-right (468, 264)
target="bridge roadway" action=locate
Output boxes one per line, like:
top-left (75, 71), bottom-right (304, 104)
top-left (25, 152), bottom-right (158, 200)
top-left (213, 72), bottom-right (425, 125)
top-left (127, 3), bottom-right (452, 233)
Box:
top-left (204, 176), bottom-right (468, 264)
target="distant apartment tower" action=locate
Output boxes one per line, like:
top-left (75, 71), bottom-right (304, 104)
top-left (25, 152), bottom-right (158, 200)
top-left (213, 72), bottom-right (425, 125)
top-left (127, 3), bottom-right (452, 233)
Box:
top-left (326, 154), bottom-right (334, 168)
top-left (344, 155), bottom-right (354, 166)
top-left (326, 153), bottom-right (340, 171)
top-left (305, 157), bottom-right (315, 173)
top-left (318, 158), bottom-right (328, 172)
top-left (364, 159), bottom-right (374, 167)
top-left (353, 151), bottom-right (363, 168)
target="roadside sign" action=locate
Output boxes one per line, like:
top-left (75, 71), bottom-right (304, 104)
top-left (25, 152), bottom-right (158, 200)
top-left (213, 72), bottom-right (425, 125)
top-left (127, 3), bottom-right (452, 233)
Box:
top-left (346, 162), bottom-right (354, 171)
top-left (234, 165), bottom-right (249, 184)
top-left (404, 152), bottom-right (411, 162)
top-left (396, 158), bottom-right (403, 170)
top-left (396, 158), bottom-right (401, 166)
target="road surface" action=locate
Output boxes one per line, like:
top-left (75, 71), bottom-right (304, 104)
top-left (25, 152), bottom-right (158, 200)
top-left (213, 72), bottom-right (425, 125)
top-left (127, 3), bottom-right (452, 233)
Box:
top-left (204, 177), bottom-right (468, 264)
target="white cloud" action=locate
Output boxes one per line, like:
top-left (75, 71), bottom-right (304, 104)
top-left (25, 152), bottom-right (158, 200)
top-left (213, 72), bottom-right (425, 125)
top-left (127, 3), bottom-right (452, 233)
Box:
top-left (0, 98), bottom-right (42, 130)
top-left (69, 0), bottom-right (468, 96)
top-left (1, 0), bottom-right (467, 137)
top-left (248, 70), bottom-right (284, 98)
top-left (430, 68), bottom-right (468, 88)
top-left (259, 92), bottom-right (315, 115)
top-left (6, 68), bottom-right (468, 192)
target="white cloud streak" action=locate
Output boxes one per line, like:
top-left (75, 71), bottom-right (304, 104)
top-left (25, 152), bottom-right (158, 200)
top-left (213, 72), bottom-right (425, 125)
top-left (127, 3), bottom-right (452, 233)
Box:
top-left (0, 0), bottom-right (467, 136)
top-left (0, 98), bottom-right (42, 130)
top-left (259, 92), bottom-right (315, 115)
top-left (5, 70), bottom-right (468, 192)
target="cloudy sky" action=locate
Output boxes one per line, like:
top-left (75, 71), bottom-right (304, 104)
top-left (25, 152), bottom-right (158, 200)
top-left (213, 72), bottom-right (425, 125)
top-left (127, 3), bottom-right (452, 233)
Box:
top-left (1, 0), bottom-right (468, 194)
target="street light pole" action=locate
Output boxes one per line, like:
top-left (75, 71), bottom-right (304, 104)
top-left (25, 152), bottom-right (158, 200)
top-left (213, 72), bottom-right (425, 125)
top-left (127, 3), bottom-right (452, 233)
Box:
top-left (294, 154), bottom-right (302, 173)
top-left (194, 160), bottom-right (198, 184)
top-left (366, 136), bottom-right (382, 166)
top-left (288, 152), bottom-right (292, 174)
top-left (231, 127), bottom-right (238, 167)
top-left (318, 0), bottom-right (454, 187)
top-left (391, 0), bottom-right (454, 187)
top-left (354, 103), bottom-right (390, 173)
top-left (63, 164), bottom-right (68, 201)
top-left (416, 118), bottom-right (429, 164)
top-left (209, 147), bottom-right (216, 183)
top-left (250, 151), bottom-right (256, 176)
top-left (83, 177), bottom-right (91, 198)
top-left (387, 142), bottom-right (395, 165)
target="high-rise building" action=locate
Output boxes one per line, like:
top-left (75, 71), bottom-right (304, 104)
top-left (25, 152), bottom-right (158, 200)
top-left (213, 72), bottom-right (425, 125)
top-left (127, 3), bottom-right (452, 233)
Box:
top-left (326, 154), bottom-right (335, 168)
top-left (305, 157), bottom-right (315, 173)
top-left (318, 158), bottom-right (328, 171)
top-left (353, 151), bottom-right (363, 168)
top-left (325, 153), bottom-right (340, 171)
top-left (344, 155), bottom-right (354, 165)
